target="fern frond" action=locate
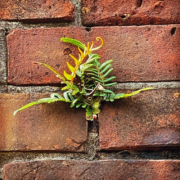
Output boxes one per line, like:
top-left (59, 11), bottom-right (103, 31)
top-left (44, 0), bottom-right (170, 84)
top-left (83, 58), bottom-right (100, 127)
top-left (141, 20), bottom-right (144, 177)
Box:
top-left (13, 93), bottom-right (66, 116)
top-left (114, 87), bottom-right (154, 99)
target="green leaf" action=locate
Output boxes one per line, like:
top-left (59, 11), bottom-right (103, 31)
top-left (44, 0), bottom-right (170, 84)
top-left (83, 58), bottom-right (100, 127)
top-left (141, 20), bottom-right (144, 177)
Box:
top-left (64, 71), bottom-right (72, 80)
top-left (72, 85), bottom-right (80, 95)
top-left (116, 87), bottom-right (154, 98)
top-left (114, 93), bottom-right (125, 99)
top-left (70, 99), bottom-right (78, 108)
top-left (86, 68), bottom-right (98, 74)
top-left (99, 93), bottom-right (106, 97)
top-left (93, 108), bottom-right (100, 115)
top-left (110, 93), bottom-right (116, 102)
top-left (104, 94), bottom-right (110, 101)
top-left (61, 81), bottom-right (73, 91)
top-left (99, 59), bottom-right (113, 70)
top-left (93, 91), bottom-right (100, 96)
top-left (100, 64), bottom-right (111, 74)
top-left (76, 102), bottom-right (82, 108)
top-left (92, 59), bottom-right (101, 66)
top-left (104, 76), bottom-right (116, 82)
top-left (63, 91), bottom-right (71, 102)
top-left (86, 106), bottom-right (93, 116)
top-left (89, 53), bottom-right (100, 60)
top-left (86, 54), bottom-right (100, 63)
top-left (68, 93), bottom-right (74, 101)
top-left (104, 82), bottom-right (117, 87)
top-left (82, 104), bottom-right (87, 108)
top-left (61, 85), bottom-right (69, 91)
top-left (89, 84), bottom-right (95, 88)
top-left (81, 87), bottom-right (86, 95)
top-left (76, 70), bottom-right (82, 77)
top-left (87, 73), bottom-right (100, 78)
top-left (50, 93), bottom-right (64, 100)
top-left (61, 37), bottom-right (86, 50)
top-left (103, 89), bottom-right (114, 94)
top-left (13, 96), bottom-right (65, 116)
top-left (92, 77), bottom-right (103, 83)
top-left (80, 63), bottom-right (93, 72)
top-left (102, 68), bottom-right (114, 77)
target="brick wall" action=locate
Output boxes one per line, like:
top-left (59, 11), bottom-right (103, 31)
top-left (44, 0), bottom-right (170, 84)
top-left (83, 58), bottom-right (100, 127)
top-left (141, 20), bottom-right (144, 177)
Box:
top-left (0, 0), bottom-right (180, 179)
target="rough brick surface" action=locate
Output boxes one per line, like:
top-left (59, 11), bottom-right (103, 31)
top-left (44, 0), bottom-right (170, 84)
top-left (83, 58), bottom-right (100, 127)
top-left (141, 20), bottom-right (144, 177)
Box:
top-left (7, 25), bottom-right (180, 85)
top-left (4, 160), bottom-right (180, 180)
top-left (99, 89), bottom-right (180, 150)
top-left (82, 0), bottom-right (180, 26)
top-left (0, 0), bottom-right (74, 22)
top-left (0, 93), bottom-right (87, 151)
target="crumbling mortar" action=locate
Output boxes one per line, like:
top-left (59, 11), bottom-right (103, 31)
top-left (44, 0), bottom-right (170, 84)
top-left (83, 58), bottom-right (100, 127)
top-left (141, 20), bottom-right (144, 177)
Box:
top-left (4, 81), bottom-right (180, 94)
top-left (71, 0), bottom-right (82, 26)
top-left (0, 21), bottom-right (77, 35)
top-left (0, 29), bottom-right (7, 85)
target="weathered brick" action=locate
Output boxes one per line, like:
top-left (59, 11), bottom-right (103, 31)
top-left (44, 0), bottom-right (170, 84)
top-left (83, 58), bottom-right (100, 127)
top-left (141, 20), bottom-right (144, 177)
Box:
top-left (7, 25), bottom-right (180, 85)
top-left (4, 160), bottom-right (180, 180)
top-left (0, 0), bottom-right (74, 22)
top-left (82, 0), bottom-right (180, 26)
top-left (0, 93), bottom-right (87, 151)
top-left (99, 89), bottom-right (180, 150)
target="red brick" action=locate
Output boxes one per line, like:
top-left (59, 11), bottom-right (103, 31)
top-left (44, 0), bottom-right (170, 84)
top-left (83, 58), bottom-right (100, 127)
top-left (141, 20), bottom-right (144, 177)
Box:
top-left (99, 89), bottom-right (180, 150)
top-left (0, 93), bottom-right (87, 151)
top-left (82, 0), bottom-right (180, 26)
top-left (7, 25), bottom-right (180, 85)
top-left (0, 0), bottom-right (74, 22)
top-left (4, 160), bottom-right (180, 180)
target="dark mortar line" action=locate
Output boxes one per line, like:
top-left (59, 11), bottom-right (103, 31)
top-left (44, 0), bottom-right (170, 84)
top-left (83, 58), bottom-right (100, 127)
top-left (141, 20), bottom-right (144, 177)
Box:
top-left (0, 150), bottom-right (87, 153)
top-left (97, 149), bottom-right (180, 160)
top-left (7, 81), bottom-right (180, 86)
top-left (4, 18), bottom-right (74, 24)
top-left (81, 23), bottom-right (180, 28)
top-left (0, 149), bottom-right (180, 178)
top-left (1, 21), bottom-right (180, 34)
top-left (0, 150), bottom-right (180, 161)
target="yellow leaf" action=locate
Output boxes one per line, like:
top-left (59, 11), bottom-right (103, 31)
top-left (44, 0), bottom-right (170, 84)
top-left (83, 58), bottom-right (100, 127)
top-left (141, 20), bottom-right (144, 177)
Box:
top-left (123, 87), bottom-right (154, 98)
top-left (78, 47), bottom-right (84, 58)
top-left (69, 54), bottom-right (79, 65)
top-left (64, 71), bottom-right (72, 80)
top-left (67, 62), bottom-right (75, 72)
top-left (93, 101), bottom-right (100, 109)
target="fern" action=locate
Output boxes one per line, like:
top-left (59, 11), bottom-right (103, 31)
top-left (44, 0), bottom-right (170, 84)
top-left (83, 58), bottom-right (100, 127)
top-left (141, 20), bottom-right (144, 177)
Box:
top-left (14, 37), bottom-right (154, 121)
